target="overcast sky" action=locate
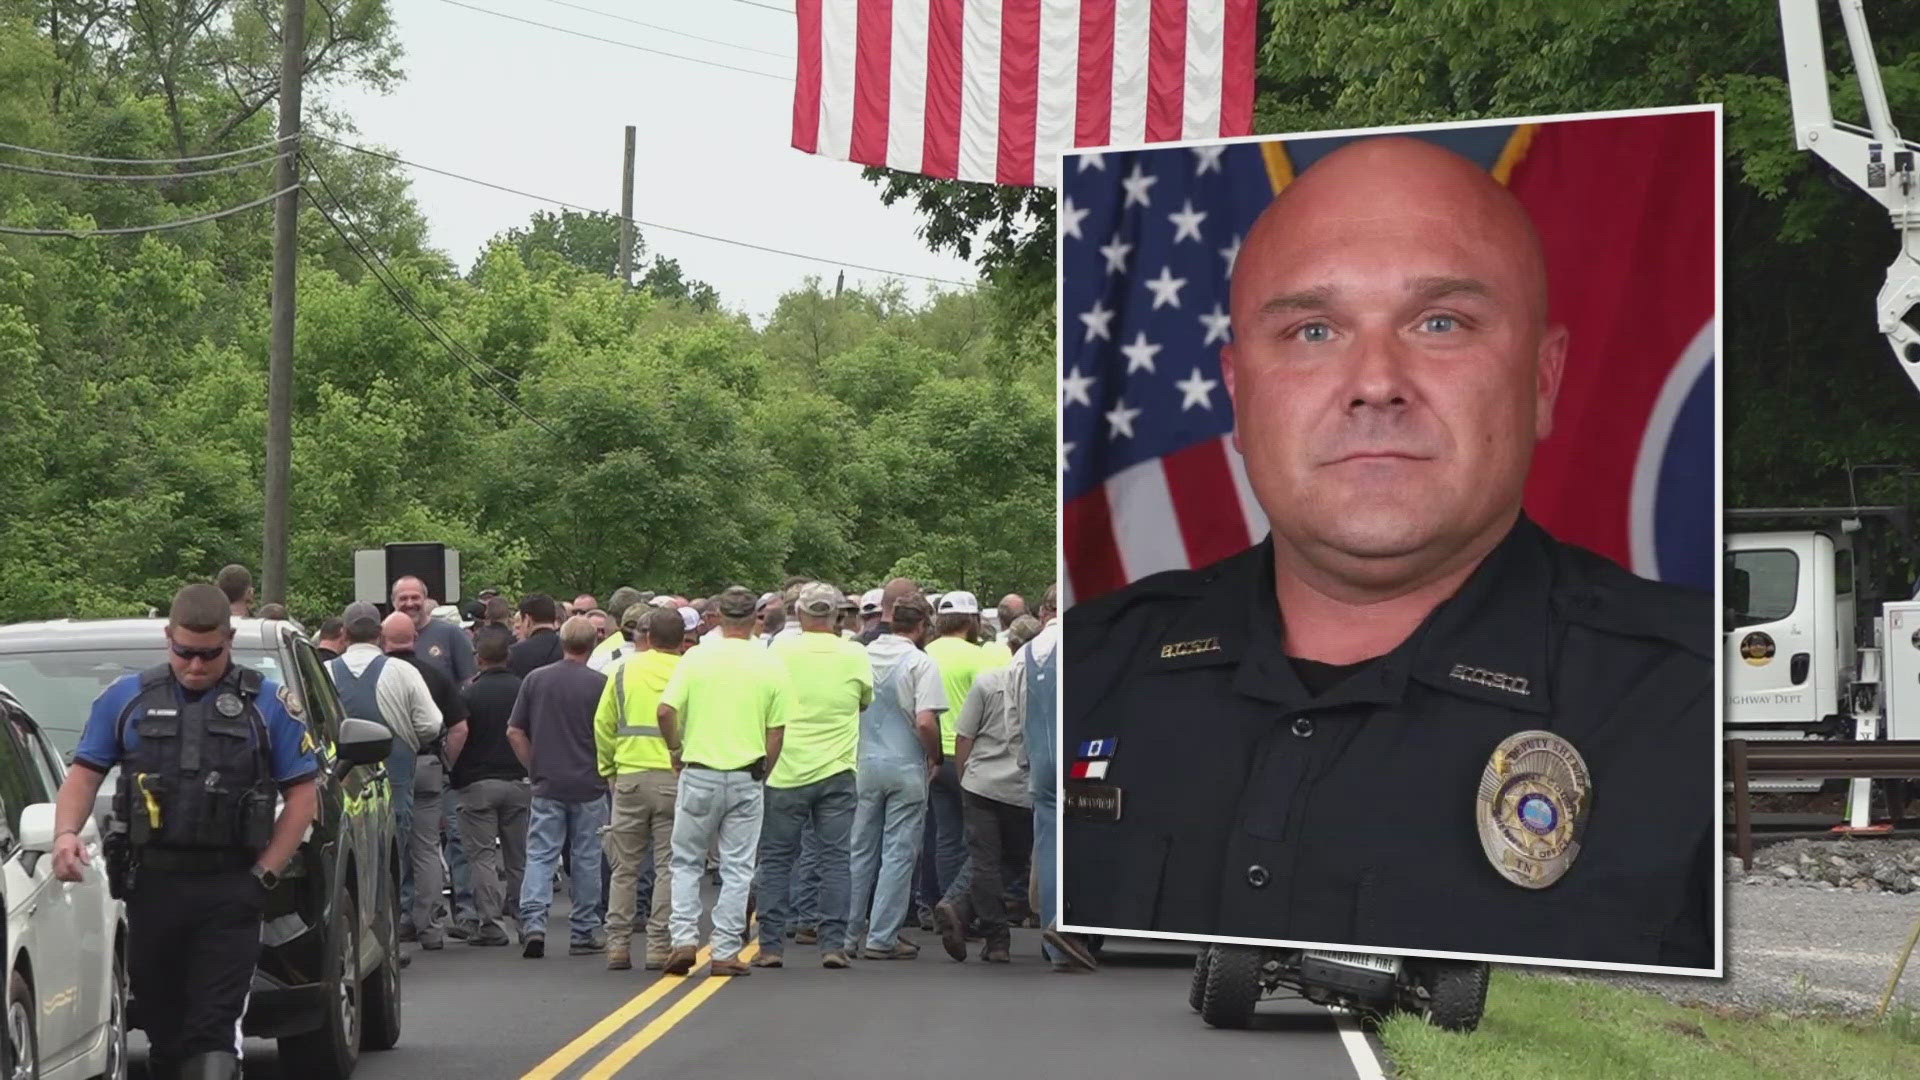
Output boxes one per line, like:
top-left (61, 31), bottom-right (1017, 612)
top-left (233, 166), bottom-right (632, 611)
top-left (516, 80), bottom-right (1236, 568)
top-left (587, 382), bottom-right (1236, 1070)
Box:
top-left (321, 0), bottom-right (977, 320)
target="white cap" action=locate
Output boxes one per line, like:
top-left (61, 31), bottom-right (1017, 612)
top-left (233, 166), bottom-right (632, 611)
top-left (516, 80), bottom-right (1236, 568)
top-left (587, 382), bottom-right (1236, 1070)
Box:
top-left (650, 595), bottom-right (678, 609)
top-left (679, 607), bottom-right (700, 632)
top-left (937, 590), bottom-right (980, 615)
top-left (860, 588), bottom-right (883, 616)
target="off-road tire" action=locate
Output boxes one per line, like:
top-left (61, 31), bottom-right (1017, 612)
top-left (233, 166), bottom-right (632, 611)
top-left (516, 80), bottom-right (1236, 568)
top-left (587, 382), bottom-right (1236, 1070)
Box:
top-left (1420, 960), bottom-right (1490, 1033)
top-left (1188, 946), bottom-right (1215, 1012)
top-left (1199, 944), bottom-right (1262, 1029)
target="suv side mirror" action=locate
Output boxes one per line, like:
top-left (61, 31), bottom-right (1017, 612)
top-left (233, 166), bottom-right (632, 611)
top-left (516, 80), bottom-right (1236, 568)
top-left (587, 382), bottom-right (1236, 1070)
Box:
top-left (333, 717), bottom-right (394, 779)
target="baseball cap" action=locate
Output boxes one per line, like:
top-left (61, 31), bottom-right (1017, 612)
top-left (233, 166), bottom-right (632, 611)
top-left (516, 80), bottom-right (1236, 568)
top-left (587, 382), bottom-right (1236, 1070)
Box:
top-left (717, 586), bottom-right (759, 619)
top-left (860, 588), bottom-right (883, 616)
top-left (341, 600), bottom-right (382, 627)
top-left (478, 588), bottom-right (500, 599)
top-left (798, 582), bottom-right (844, 617)
top-left (756, 591), bottom-right (781, 612)
top-left (938, 590), bottom-right (981, 615)
top-left (649, 595), bottom-right (677, 609)
top-left (679, 607), bottom-right (700, 633)
top-left (620, 605), bottom-right (648, 630)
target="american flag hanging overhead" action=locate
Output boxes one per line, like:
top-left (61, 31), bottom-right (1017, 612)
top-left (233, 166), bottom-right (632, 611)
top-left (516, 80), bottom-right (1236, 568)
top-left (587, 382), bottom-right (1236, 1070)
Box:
top-left (791, 0), bottom-right (1257, 188)
top-left (1062, 112), bottom-right (1718, 609)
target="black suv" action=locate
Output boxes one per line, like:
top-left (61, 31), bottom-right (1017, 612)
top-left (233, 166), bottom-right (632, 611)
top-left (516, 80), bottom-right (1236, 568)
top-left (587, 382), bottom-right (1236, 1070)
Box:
top-left (0, 617), bottom-right (402, 1080)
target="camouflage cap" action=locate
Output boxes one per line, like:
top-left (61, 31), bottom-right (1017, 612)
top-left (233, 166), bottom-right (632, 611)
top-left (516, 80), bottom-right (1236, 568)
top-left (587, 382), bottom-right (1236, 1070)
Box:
top-left (716, 585), bottom-right (759, 619)
top-left (797, 581), bottom-right (845, 617)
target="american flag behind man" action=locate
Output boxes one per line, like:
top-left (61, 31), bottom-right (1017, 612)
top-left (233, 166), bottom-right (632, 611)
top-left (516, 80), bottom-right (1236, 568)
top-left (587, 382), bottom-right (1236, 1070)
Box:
top-left (1062, 109), bottom-right (1718, 607)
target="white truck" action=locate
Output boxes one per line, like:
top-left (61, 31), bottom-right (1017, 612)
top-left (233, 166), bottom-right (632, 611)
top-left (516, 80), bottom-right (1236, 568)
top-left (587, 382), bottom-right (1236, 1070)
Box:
top-left (1725, 0), bottom-right (1920, 822)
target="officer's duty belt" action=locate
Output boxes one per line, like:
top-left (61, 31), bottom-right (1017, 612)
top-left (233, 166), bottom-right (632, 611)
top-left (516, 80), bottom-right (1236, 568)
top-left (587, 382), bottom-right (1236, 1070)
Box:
top-left (139, 847), bottom-right (256, 873)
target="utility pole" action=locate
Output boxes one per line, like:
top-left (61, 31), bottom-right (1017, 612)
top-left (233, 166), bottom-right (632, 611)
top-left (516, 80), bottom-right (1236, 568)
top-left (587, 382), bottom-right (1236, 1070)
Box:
top-left (617, 125), bottom-right (635, 286)
top-left (263, 0), bottom-right (305, 605)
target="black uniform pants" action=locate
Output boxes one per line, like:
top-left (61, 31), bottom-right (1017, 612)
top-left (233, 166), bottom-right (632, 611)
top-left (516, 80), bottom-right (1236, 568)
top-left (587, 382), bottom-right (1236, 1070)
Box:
top-left (128, 868), bottom-right (264, 1061)
top-left (962, 791), bottom-right (1032, 938)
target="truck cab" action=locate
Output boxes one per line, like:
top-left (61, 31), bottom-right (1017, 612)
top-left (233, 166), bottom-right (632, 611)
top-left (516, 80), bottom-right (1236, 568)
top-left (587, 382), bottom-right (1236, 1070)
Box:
top-left (1724, 530), bottom-right (1856, 738)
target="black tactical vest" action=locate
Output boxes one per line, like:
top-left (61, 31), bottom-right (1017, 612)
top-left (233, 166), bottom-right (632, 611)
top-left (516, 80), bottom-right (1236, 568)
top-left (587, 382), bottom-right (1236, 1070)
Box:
top-left (112, 663), bottom-right (277, 855)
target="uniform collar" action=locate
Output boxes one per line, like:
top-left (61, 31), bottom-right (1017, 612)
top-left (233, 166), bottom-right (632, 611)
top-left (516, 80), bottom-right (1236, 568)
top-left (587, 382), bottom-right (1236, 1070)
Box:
top-left (1175, 515), bottom-right (1554, 715)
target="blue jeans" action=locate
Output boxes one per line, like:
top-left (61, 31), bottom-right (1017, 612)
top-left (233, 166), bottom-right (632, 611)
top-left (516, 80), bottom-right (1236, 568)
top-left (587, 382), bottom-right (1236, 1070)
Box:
top-left (387, 743), bottom-right (419, 928)
top-left (670, 768), bottom-right (764, 958)
top-left (1025, 649), bottom-right (1060, 960)
top-left (916, 761), bottom-right (966, 911)
top-left (755, 771), bottom-right (855, 952)
top-left (518, 795), bottom-right (609, 943)
top-left (789, 820), bottom-right (822, 927)
top-left (847, 759), bottom-right (929, 950)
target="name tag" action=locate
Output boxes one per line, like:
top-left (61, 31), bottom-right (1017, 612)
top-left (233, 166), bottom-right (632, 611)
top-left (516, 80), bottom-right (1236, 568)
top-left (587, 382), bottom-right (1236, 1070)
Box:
top-left (143, 709), bottom-right (178, 717)
top-left (1064, 780), bottom-right (1123, 822)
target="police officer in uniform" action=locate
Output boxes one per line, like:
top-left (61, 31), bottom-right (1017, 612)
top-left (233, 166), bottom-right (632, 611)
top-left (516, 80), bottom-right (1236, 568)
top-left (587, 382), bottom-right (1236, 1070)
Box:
top-left (1062, 137), bottom-right (1713, 969)
top-left (52, 584), bottom-right (321, 1078)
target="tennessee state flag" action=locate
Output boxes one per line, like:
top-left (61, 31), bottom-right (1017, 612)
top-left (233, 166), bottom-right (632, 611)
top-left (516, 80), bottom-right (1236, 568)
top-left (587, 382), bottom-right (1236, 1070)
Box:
top-left (1061, 107), bottom-right (1717, 605)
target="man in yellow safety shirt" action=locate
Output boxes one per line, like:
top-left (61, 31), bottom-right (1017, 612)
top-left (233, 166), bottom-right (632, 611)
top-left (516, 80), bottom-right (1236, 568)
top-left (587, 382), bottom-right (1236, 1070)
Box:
top-left (595, 607), bottom-right (686, 971)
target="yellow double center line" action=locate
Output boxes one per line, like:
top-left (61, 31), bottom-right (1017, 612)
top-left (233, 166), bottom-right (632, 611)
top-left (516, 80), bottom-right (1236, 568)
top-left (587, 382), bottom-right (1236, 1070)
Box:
top-left (519, 941), bottom-right (764, 1080)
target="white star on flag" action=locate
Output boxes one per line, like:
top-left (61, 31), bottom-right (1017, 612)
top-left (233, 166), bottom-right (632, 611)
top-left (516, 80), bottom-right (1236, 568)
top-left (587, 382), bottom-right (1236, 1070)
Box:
top-left (1061, 365), bottom-right (1095, 408)
top-left (1120, 332), bottom-right (1162, 374)
top-left (1061, 441), bottom-right (1076, 471)
top-left (1192, 145), bottom-right (1227, 175)
top-left (1200, 303), bottom-right (1232, 345)
top-left (1099, 237), bottom-right (1133, 275)
top-left (1121, 163), bottom-right (1159, 207)
top-left (1220, 235), bottom-right (1242, 275)
top-left (1105, 399), bottom-right (1142, 439)
top-left (1176, 368), bottom-right (1220, 411)
top-left (1145, 266), bottom-right (1188, 309)
top-left (1080, 300), bottom-right (1116, 342)
top-left (1077, 154), bottom-right (1105, 172)
top-left (1061, 196), bottom-right (1089, 241)
top-left (1169, 200), bottom-right (1208, 243)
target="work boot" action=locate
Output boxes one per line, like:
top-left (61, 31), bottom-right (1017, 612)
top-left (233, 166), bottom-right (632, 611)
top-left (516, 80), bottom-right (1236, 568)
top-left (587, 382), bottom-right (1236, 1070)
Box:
top-left (522, 932), bottom-right (545, 959)
top-left (663, 945), bottom-right (699, 976)
top-left (794, 925), bottom-right (819, 945)
top-left (751, 951), bottom-right (784, 968)
top-left (607, 945), bottom-right (632, 970)
top-left (981, 933), bottom-right (1011, 964)
top-left (822, 950), bottom-right (851, 969)
top-left (177, 1050), bottom-right (242, 1080)
top-left (468, 924), bottom-right (510, 947)
top-left (420, 931), bottom-right (445, 951)
top-left (448, 918), bottom-right (477, 941)
top-left (644, 950), bottom-right (670, 971)
top-left (1043, 928), bottom-right (1099, 971)
top-left (570, 931), bottom-right (606, 955)
top-left (709, 955), bottom-right (751, 976)
top-left (934, 900), bottom-right (968, 961)
top-left (397, 922), bottom-right (419, 943)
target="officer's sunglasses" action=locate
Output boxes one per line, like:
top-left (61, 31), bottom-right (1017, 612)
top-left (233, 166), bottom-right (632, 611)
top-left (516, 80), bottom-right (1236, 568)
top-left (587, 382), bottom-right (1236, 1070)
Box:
top-left (170, 642), bottom-right (227, 662)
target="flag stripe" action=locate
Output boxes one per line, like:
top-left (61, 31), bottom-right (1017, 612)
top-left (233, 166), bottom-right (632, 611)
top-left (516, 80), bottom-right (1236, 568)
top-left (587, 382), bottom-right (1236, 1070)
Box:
top-left (819, 0), bottom-right (861, 161)
top-left (921, 0), bottom-right (965, 178)
top-left (1065, 488), bottom-right (1128, 601)
top-left (1219, 0), bottom-right (1253, 136)
top-left (850, 0), bottom-right (894, 166)
top-left (1075, 0), bottom-right (1115, 149)
top-left (1181, 0), bottom-right (1222, 139)
top-left (1146, 0), bottom-right (1188, 142)
top-left (959, 0), bottom-right (1005, 182)
top-left (1032, 0), bottom-right (1082, 188)
top-left (1110, 0), bottom-right (1150, 145)
top-left (996, 0), bottom-right (1042, 186)
top-left (1109, 457), bottom-right (1190, 580)
top-left (1163, 436), bottom-right (1252, 565)
top-left (792, 0), bottom-right (824, 153)
top-left (885, 0), bottom-right (929, 174)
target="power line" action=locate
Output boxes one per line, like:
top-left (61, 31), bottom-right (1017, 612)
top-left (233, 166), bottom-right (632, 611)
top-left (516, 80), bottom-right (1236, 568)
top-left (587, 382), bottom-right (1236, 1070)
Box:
top-left (0, 185), bottom-right (298, 236)
top-left (307, 134), bottom-right (975, 288)
top-left (0, 134), bottom-right (293, 165)
top-left (536, 0), bottom-right (793, 60)
top-left (430, 0), bottom-right (787, 80)
top-left (0, 151), bottom-right (288, 182)
top-left (301, 163), bottom-right (558, 437)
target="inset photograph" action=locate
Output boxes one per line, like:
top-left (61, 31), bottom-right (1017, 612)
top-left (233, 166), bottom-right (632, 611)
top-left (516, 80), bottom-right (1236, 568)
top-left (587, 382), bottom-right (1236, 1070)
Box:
top-left (1058, 106), bottom-right (1719, 974)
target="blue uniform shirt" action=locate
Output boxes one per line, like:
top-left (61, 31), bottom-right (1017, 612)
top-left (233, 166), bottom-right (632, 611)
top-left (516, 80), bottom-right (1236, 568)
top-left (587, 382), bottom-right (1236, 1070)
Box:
top-left (73, 670), bottom-right (322, 785)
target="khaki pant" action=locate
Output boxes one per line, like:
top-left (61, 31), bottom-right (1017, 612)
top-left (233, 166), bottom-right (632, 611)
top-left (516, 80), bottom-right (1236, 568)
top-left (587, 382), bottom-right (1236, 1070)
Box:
top-left (606, 769), bottom-right (677, 956)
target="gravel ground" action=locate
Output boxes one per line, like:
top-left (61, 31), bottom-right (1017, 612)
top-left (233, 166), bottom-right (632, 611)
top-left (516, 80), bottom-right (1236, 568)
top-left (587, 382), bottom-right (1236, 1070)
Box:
top-left (1548, 843), bottom-right (1920, 1015)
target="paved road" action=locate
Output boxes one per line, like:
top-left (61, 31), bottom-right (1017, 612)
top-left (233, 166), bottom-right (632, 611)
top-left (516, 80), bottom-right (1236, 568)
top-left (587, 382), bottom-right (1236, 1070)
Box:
top-left (133, 896), bottom-right (1373, 1079)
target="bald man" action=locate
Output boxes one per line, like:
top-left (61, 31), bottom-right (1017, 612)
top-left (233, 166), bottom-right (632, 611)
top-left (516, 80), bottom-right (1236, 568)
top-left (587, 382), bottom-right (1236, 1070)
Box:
top-left (1062, 137), bottom-right (1711, 970)
top-left (393, 574), bottom-right (476, 686)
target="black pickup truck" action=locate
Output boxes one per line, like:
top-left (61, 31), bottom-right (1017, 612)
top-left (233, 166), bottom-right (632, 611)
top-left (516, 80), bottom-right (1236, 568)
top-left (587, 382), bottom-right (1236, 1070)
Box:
top-left (0, 617), bottom-right (402, 1079)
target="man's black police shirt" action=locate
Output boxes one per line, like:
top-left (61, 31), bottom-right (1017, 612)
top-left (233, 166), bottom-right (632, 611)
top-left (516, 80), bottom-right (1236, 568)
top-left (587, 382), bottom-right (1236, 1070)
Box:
top-left (1062, 514), bottom-right (1714, 968)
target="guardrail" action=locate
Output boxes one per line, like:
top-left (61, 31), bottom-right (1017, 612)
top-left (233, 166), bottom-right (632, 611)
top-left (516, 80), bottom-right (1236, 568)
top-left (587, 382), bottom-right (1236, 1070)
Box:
top-left (1727, 739), bottom-right (1920, 868)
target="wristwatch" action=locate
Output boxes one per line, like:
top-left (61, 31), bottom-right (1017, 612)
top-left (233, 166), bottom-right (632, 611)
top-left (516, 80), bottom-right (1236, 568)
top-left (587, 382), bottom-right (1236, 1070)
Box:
top-left (252, 864), bottom-right (280, 890)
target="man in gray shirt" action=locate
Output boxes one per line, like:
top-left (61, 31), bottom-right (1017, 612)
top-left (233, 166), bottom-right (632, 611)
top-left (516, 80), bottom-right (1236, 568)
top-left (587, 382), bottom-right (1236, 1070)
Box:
top-left (506, 616), bottom-right (610, 958)
top-left (393, 574), bottom-right (476, 685)
top-left (945, 615), bottom-right (1043, 964)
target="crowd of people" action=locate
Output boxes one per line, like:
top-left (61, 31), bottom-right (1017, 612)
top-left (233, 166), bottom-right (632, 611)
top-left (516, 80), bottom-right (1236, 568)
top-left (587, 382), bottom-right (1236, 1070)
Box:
top-left (233, 567), bottom-right (1093, 976)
